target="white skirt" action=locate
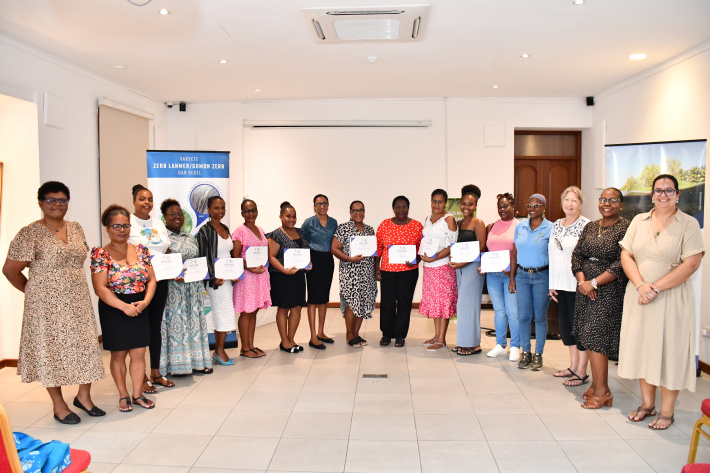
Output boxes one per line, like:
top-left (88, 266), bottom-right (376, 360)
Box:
top-left (206, 281), bottom-right (236, 332)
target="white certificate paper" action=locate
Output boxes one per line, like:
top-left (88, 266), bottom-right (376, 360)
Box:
top-left (284, 248), bottom-right (311, 269)
top-left (449, 242), bottom-right (481, 264)
top-left (418, 236), bottom-right (439, 257)
top-left (349, 235), bottom-right (377, 257)
top-left (215, 257), bottom-right (244, 280)
top-left (480, 251), bottom-right (511, 273)
top-left (150, 253), bottom-right (184, 281)
top-left (183, 256), bottom-right (209, 283)
top-left (245, 246), bottom-right (269, 268)
top-left (388, 245), bottom-right (417, 264)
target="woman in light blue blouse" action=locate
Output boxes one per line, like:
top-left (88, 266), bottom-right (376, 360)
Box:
top-left (302, 194), bottom-right (338, 349)
top-left (513, 193), bottom-right (552, 371)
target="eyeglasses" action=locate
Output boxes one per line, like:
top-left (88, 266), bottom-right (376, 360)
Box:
top-left (44, 198), bottom-right (69, 205)
top-left (166, 212), bottom-right (183, 217)
top-left (350, 208), bottom-right (365, 214)
top-left (242, 208), bottom-right (258, 214)
top-left (653, 188), bottom-right (678, 197)
top-left (314, 202), bottom-right (329, 207)
top-left (431, 199), bottom-right (445, 205)
top-left (109, 224), bottom-right (131, 231)
top-left (598, 197), bottom-right (621, 204)
top-left (526, 204), bottom-right (543, 209)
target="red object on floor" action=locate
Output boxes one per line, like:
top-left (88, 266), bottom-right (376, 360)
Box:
top-left (64, 448), bottom-right (92, 472)
top-left (682, 464), bottom-right (710, 472)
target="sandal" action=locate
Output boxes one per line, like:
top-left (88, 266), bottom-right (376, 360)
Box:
top-left (347, 337), bottom-right (363, 348)
top-left (457, 347), bottom-right (474, 356)
top-left (423, 337), bottom-right (437, 346)
top-left (563, 374), bottom-right (589, 387)
top-left (451, 347), bottom-right (460, 353)
top-left (194, 368), bottom-right (214, 374)
top-left (581, 391), bottom-right (613, 409)
top-left (628, 406), bottom-right (657, 422)
top-left (553, 367), bottom-right (575, 378)
top-left (649, 413), bottom-right (674, 430)
top-left (252, 347), bottom-right (266, 356)
top-left (118, 396), bottom-right (132, 413)
top-left (132, 395), bottom-right (155, 409)
top-left (426, 342), bottom-right (446, 351)
top-left (151, 375), bottom-right (175, 387)
top-left (142, 378), bottom-right (158, 394)
top-left (582, 386), bottom-right (594, 401)
top-left (240, 349), bottom-right (261, 358)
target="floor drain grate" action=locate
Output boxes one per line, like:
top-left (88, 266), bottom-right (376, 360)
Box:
top-left (362, 374), bottom-right (388, 379)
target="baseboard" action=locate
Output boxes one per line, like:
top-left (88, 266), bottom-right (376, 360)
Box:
top-left (0, 359), bottom-right (18, 370)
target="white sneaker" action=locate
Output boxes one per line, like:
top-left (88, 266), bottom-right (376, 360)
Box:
top-left (509, 346), bottom-right (521, 362)
top-left (487, 344), bottom-right (507, 358)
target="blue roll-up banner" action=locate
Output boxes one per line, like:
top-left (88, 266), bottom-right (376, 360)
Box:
top-left (147, 150), bottom-right (237, 348)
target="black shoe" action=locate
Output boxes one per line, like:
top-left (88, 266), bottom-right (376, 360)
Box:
top-left (280, 343), bottom-right (300, 353)
top-left (73, 397), bottom-right (106, 417)
top-left (317, 336), bottom-right (335, 344)
top-left (296, 344), bottom-right (304, 352)
top-left (309, 341), bottom-right (326, 350)
top-left (395, 338), bottom-right (405, 347)
top-left (54, 412), bottom-right (81, 425)
top-left (380, 337), bottom-right (391, 346)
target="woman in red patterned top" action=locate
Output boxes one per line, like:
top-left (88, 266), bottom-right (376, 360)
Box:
top-left (376, 196), bottom-right (423, 347)
top-left (91, 205), bottom-right (157, 412)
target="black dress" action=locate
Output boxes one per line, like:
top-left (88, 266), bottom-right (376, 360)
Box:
top-left (571, 218), bottom-right (630, 357)
top-left (267, 227), bottom-right (309, 309)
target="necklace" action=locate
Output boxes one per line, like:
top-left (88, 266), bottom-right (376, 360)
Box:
top-left (108, 243), bottom-right (127, 261)
top-left (597, 217), bottom-right (620, 238)
top-left (43, 219), bottom-right (65, 233)
top-left (653, 209), bottom-right (677, 237)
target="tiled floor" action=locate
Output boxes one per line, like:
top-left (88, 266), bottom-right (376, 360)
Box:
top-left (3, 309), bottom-right (710, 473)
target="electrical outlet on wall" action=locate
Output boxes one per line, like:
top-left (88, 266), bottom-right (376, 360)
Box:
top-left (702, 327), bottom-right (710, 338)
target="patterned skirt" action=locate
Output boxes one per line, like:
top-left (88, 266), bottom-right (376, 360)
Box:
top-left (419, 265), bottom-right (458, 319)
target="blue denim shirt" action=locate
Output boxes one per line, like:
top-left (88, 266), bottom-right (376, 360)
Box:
top-left (514, 218), bottom-right (552, 268)
top-left (302, 215), bottom-right (338, 253)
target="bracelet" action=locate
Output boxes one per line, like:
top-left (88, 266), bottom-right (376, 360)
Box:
top-left (635, 281), bottom-right (646, 291)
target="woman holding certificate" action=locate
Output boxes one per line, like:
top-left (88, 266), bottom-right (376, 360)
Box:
top-left (548, 187), bottom-right (590, 386)
top-left (514, 193), bottom-right (552, 371)
top-left (302, 194), bottom-right (338, 349)
top-left (571, 187), bottom-right (629, 410)
top-left (332, 200), bottom-right (377, 347)
top-left (618, 175), bottom-right (702, 428)
top-left (268, 202), bottom-right (309, 353)
top-left (376, 196), bottom-right (423, 347)
top-left (419, 189), bottom-right (458, 351)
top-left (484, 193), bottom-right (520, 361)
top-left (448, 185), bottom-right (486, 356)
top-left (159, 199), bottom-right (213, 375)
top-left (196, 196), bottom-right (237, 366)
top-left (91, 204), bottom-right (156, 411)
top-left (128, 184), bottom-right (174, 391)
top-left (232, 199), bottom-right (271, 358)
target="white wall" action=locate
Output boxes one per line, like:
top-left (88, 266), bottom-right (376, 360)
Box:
top-left (581, 41), bottom-right (710, 362)
top-left (167, 97), bottom-right (592, 304)
top-left (0, 95), bottom-right (40, 360)
top-left (0, 35), bottom-right (168, 358)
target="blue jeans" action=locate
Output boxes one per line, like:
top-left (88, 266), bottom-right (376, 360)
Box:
top-left (515, 269), bottom-right (550, 354)
top-left (486, 271), bottom-right (520, 348)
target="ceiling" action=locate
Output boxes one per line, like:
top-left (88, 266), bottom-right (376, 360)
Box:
top-left (1, 0), bottom-right (709, 104)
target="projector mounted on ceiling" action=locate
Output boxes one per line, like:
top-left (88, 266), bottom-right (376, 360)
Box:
top-left (302, 5), bottom-right (429, 43)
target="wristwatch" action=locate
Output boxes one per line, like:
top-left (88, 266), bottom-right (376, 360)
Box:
top-left (590, 278), bottom-right (598, 289)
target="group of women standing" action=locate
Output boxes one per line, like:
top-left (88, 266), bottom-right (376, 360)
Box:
top-left (2, 175), bottom-right (703, 431)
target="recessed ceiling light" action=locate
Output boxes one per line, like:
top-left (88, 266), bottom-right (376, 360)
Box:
top-left (112, 64), bottom-right (126, 69)
top-left (628, 53), bottom-right (647, 60)
top-left (219, 59), bottom-right (227, 64)
top-left (572, 0), bottom-right (585, 5)
top-left (254, 89), bottom-right (261, 92)
top-left (492, 85), bottom-right (498, 89)
top-left (521, 53), bottom-right (530, 58)
top-left (158, 8), bottom-right (169, 15)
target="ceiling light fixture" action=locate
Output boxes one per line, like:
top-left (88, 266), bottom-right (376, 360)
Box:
top-left (521, 53), bottom-right (530, 58)
top-left (572, 0), bottom-right (585, 5)
top-left (492, 85), bottom-right (499, 89)
top-left (628, 53), bottom-right (647, 60)
top-left (254, 89), bottom-right (261, 92)
top-left (158, 8), bottom-right (169, 15)
top-left (219, 59), bottom-right (227, 64)
top-left (112, 64), bottom-right (126, 69)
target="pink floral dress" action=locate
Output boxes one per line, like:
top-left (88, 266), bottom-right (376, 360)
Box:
top-left (232, 224), bottom-right (272, 313)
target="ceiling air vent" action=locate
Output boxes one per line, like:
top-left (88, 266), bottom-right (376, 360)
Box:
top-left (302, 5), bottom-right (429, 43)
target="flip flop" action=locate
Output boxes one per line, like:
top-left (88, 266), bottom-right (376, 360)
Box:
top-left (628, 406), bottom-right (657, 422)
top-left (649, 413), bottom-right (674, 430)
top-left (563, 373), bottom-right (589, 386)
top-left (553, 367), bottom-right (576, 378)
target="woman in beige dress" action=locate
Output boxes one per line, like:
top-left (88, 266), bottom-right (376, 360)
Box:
top-left (619, 174), bottom-right (704, 430)
top-left (2, 181), bottom-right (105, 424)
